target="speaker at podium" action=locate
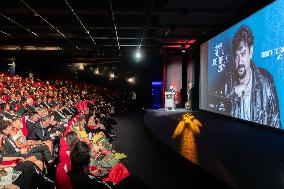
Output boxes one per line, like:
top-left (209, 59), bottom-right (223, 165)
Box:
top-left (165, 91), bottom-right (175, 111)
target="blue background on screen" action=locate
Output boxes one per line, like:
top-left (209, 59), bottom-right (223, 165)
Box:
top-left (207, 0), bottom-right (284, 128)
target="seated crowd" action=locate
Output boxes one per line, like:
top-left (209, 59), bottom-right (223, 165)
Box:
top-left (0, 73), bottom-right (138, 189)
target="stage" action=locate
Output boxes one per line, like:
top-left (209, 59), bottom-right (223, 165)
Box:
top-left (144, 108), bottom-right (284, 189)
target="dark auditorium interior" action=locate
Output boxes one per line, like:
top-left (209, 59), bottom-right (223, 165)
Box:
top-left (0, 0), bottom-right (283, 189)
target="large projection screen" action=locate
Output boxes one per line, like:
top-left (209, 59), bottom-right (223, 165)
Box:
top-left (200, 0), bottom-right (284, 129)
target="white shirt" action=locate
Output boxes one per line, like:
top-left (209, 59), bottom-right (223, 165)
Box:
top-left (240, 73), bottom-right (253, 120)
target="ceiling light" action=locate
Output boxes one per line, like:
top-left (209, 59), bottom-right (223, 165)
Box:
top-left (181, 43), bottom-right (186, 53)
top-left (135, 49), bottom-right (142, 60)
top-left (31, 31), bottom-right (38, 37)
top-left (135, 51), bottom-right (141, 58)
top-left (78, 64), bottom-right (84, 70)
top-left (110, 72), bottom-right (115, 78)
top-left (8, 61), bottom-right (15, 66)
top-left (127, 77), bottom-right (135, 84)
top-left (0, 30), bottom-right (12, 37)
top-left (0, 45), bottom-right (62, 51)
top-left (95, 68), bottom-right (100, 75)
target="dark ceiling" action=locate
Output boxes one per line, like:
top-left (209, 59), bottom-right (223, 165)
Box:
top-left (0, 0), bottom-right (274, 75)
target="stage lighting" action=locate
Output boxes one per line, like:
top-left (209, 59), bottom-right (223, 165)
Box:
top-left (110, 72), bottom-right (115, 78)
top-left (127, 77), bottom-right (135, 84)
top-left (8, 61), bottom-right (15, 66)
top-left (135, 51), bottom-right (141, 58)
top-left (78, 64), bottom-right (84, 70)
top-left (95, 68), bottom-right (100, 75)
top-left (181, 44), bottom-right (186, 53)
top-left (134, 49), bottom-right (142, 60)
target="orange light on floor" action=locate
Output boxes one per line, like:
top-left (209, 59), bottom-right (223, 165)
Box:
top-left (172, 113), bottom-right (202, 164)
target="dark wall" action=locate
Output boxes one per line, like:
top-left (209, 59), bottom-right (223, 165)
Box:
top-left (162, 49), bottom-right (194, 108)
top-left (15, 62), bottom-right (76, 80)
top-left (191, 45), bottom-right (200, 110)
top-left (11, 48), bottom-right (163, 108)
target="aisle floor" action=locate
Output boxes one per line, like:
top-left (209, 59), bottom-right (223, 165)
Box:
top-left (111, 111), bottom-right (232, 189)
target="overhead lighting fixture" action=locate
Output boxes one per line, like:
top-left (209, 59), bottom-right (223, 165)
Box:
top-left (181, 43), bottom-right (186, 53)
top-left (8, 61), bottom-right (15, 66)
top-left (64, 0), bottom-right (96, 47)
top-left (128, 78), bottom-right (133, 82)
top-left (95, 68), bottom-right (100, 75)
top-left (108, 0), bottom-right (120, 51)
top-left (135, 51), bottom-right (141, 58)
top-left (20, 0), bottom-right (78, 49)
top-left (0, 13), bottom-right (38, 37)
top-left (127, 77), bottom-right (135, 84)
top-left (78, 64), bottom-right (84, 70)
top-left (0, 30), bottom-right (12, 37)
top-left (136, 0), bottom-right (155, 51)
top-left (110, 72), bottom-right (115, 78)
top-left (0, 45), bottom-right (62, 51)
top-left (24, 46), bottom-right (63, 51)
top-left (135, 49), bottom-right (142, 60)
top-left (0, 45), bottom-right (17, 50)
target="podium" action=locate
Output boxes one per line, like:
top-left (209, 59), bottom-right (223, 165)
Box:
top-left (165, 91), bottom-right (175, 111)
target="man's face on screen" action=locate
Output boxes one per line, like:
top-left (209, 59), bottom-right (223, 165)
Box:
top-left (234, 41), bottom-right (252, 79)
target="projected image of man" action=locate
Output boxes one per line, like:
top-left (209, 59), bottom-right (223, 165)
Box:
top-left (230, 25), bottom-right (281, 128)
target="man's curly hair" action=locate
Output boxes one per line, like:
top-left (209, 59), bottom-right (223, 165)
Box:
top-left (232, 25), bottom-right (254, 56)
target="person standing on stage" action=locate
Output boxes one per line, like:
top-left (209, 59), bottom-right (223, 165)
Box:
top-left (187, 83), bottom-right (193, 101)
top-left (169, 85), bottom-right (176, 94)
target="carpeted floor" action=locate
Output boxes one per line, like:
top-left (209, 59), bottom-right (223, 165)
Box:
top-left (111, 111), bottom-right (232, 189)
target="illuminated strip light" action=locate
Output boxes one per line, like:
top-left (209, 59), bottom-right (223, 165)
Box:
top-left (0, 30), bottom-right (12, 37)
top-left (138, 1), bottom-right (155, 49)
top-left (0, 45), bottom-right (63, 51)
top-left (64, 0), bottom-right (97, 46)
top-left (22, 46), bottom-right (63, 50)
top-left (108, 0), bottom-right (120, 51)
top-left (95, 68), bottom-right (100, 75)
top-left (0, 13), bottom-right (38, 37)
top-left (110, 72), bottom-right (115, 78)
top-left (152, 81), bottom-right (162, 86)
top-left (0, 46), bottom-right (16, 50)
top-left (20, 0), bottom-right (79, 50)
